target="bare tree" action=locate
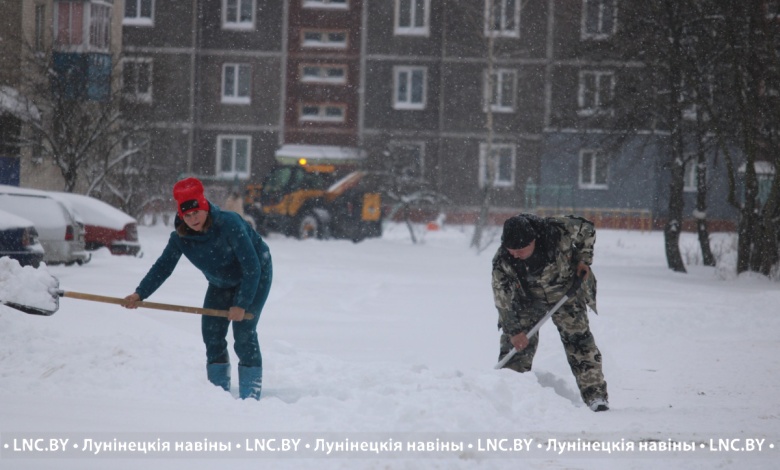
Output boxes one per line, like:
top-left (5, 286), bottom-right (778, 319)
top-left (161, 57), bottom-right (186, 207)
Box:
top-left (9, 33), bottom-right (150, 197)
top-left (583, 0), bottom-right (720, 272)
top-left (470, 0), bottom-right (499, 250)
top-left (443, 0), bottom-right (522, 251)
top-left (365, 137), bottom-right (451, 244)
top-left (691, 1), bottom-right (780, 276)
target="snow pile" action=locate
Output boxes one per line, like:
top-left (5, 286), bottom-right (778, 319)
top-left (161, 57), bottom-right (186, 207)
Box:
top-left (0, 257), bottom-right (58, 311)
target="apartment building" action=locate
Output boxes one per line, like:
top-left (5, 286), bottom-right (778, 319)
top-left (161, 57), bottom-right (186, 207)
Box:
top-left (1, 0), bottom-right (743, 228)
top-left (0, 0), bottom-right (124, 190)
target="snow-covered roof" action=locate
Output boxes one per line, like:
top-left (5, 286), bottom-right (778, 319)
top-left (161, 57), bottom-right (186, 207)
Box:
top-left (0, 185), bottom-right (70, 231)
top-left (0, 208), bottom-right (35, 231)
top-left (274, 145), bottom-right (365, 165)
top-left (49, 192), bottom-right (136, 230)
top-left (0, 86), bottom-right (41, 122)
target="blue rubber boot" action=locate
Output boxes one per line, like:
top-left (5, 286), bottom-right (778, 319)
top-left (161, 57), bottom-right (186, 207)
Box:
top-left (238, 365), bottom-right (262, 400)
top-left (206, 363), bottom-right (231, 392)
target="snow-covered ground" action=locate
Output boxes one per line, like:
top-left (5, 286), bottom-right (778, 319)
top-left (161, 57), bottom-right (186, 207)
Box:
top-left (1, 221), bottom-right (778, 470)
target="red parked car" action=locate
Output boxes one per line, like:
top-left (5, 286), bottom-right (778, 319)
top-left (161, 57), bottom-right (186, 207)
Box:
top-left (51, 192), bottom-right (142, 257)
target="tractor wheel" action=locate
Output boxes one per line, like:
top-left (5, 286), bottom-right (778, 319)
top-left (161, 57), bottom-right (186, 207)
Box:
top-left (297, 212), bottom-right (320, 240)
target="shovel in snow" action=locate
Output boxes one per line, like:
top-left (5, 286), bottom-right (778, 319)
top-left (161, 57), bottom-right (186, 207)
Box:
top-left (0, 298), bottom-right (57, 316)
top-left (1, 289), bottom-right (253, 320)
top-left (494, 274), bottom-right (584, 370)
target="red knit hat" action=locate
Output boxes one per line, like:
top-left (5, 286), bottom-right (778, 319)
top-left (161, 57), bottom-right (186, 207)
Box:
top-left (173, 177), bottom-right (209, 218)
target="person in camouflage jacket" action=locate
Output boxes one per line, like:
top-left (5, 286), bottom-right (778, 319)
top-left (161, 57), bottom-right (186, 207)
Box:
top-left (492, 213), bottom-right (609, 411)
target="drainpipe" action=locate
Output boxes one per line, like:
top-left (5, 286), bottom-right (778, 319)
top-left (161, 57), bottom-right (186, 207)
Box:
top-left (279, 0), bottom-right (289, 146)
top-left (186, 0), bottom-right (199, 174)
top-left (358, 0), bottom-right (368, 149)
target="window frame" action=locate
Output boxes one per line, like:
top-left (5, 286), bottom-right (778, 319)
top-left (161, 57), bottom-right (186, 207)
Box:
top-left (299, 103), bottom-right (347, 123)
top-left (484, 68), bottom-right (517, 113)
top-left (221, 63), bottom-right (252, 105)
top-left (393, 66), bottom-right (427, 110)
top-left (123, 0), bottom-right (155, 27)
top-left (301, 29), bottom-right (349, 49)
top-left (484, 0), bottom-right (520, 38)
top-left (54, 0), bottom-right (113, 52)
top-left (683, 156), bottom-right (699, 193)
top-left (89, 2), bottom-right (112, 51)
top-left (581, 0), bottom-right (617, 40)
top-left (577, 70), bottom-right (615, 117)
top-left (299, 64), bottom-right (348, 85)
top-left (479, 143), bottom-right (516, 188)
top-left (222, 0), bottom-right (255, 31)
top-left (302, 0), bottom-right (348, 10)
top-left (34, 4), bottom-right (46, 52)
top-left (216, 135), bottom-right (252, 180)
top-left (122, 57), bottom-right (153, 103)
top-left (578, 148), bottom-right (609, 189)
top-left (394, 0), bottom-right (431, 37)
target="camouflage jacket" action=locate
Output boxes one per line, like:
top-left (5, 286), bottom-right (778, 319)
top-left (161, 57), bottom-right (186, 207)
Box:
top-left (491, 215), bottom-right (598, 336)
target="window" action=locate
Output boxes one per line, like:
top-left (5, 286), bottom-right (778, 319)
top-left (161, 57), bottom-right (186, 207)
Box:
top-left (393, 66), bottom-right (427, 110)
top-left (388, 141), bottom-right (425, 178)
top-left (485, 69), bottom-right (516, 112)
top-left (578, 70), bottom-right (614, 116)
top-left (222, 64), bottom-right (252, 104)
top-left (55, 1), bottom-right (112, 51)
top-left (579, 149), bottom-right (608, 189)
top-left (581, 0), bottom-right (616, 40)
top-left (35, 5), bottom-right (46, 52)
top-left (681, 77), bottom-right (714, 121)
top-left (303, 0), bottom-right (348, 9)
top-left (124, 0), bottom-right (154, 26)
top-left (89, 3), bottom-right (111, 50)
top-left (121, 133), bottom-right (151, 170)
top-left (223, 0), bottom-right (254, 30)
top-left (299, 103), bottom-right (346, 122)
top-left (300, 64), bottom-right (347, 85)
top-left (302, 30), bottom-right (348, 49)
top-left (31, 133), bottom-right (45, 165)
top-left (217, 135), bottom-right (251, 179)
top-left (122, 58), bottom-right (153, 102)
top-left (479, 143), bottom-right (516, 188)
top-left (55, 1), bottom-right (84, 48)
top-left (395, 0), bottom-right (430, 36)
top-left (484, 0), bottom-right (520, 38)
top-left (683, 158), bottom-right (697, 192)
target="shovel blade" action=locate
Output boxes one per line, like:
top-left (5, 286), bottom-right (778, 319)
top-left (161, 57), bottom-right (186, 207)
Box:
top-left (0, 300), bottom-right (58, 316)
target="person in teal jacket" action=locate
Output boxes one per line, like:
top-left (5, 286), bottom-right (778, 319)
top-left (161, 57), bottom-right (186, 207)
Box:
top-left (124, 177), bottom-right (272, 400)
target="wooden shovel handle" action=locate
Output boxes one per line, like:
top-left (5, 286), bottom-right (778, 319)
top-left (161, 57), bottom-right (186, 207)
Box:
top-left (60, 291), bottom-right (254, 321)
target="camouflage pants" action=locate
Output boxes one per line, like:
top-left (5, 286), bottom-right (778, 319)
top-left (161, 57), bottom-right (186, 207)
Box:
top-left (498, 302), bottom-right (608, 404)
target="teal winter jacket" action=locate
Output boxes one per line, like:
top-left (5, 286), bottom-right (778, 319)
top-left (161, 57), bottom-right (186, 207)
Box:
top-left (135, 204), bottom-right (271, 314)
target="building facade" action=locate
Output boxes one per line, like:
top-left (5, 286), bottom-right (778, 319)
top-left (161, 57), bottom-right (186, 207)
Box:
top-left (2, 0), bottom-right (744, 229)
top-left (0, 0), bottom-right (125, 190)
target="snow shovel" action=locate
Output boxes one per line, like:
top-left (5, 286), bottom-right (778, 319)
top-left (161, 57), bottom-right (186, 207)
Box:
top-left (494, 274), bottom-right (584, 370)
top-left (1, 290), bottom-right (253, 320)
top-left (0, 298), bottom-right (57, 316)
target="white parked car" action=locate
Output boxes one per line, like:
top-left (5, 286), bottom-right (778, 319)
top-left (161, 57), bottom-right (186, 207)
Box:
top-left (0, 185), bottom-right (90, 266)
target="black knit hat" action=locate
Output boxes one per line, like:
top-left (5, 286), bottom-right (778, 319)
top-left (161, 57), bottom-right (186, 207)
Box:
top-left (501, 215), bottom-right (537, 249)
